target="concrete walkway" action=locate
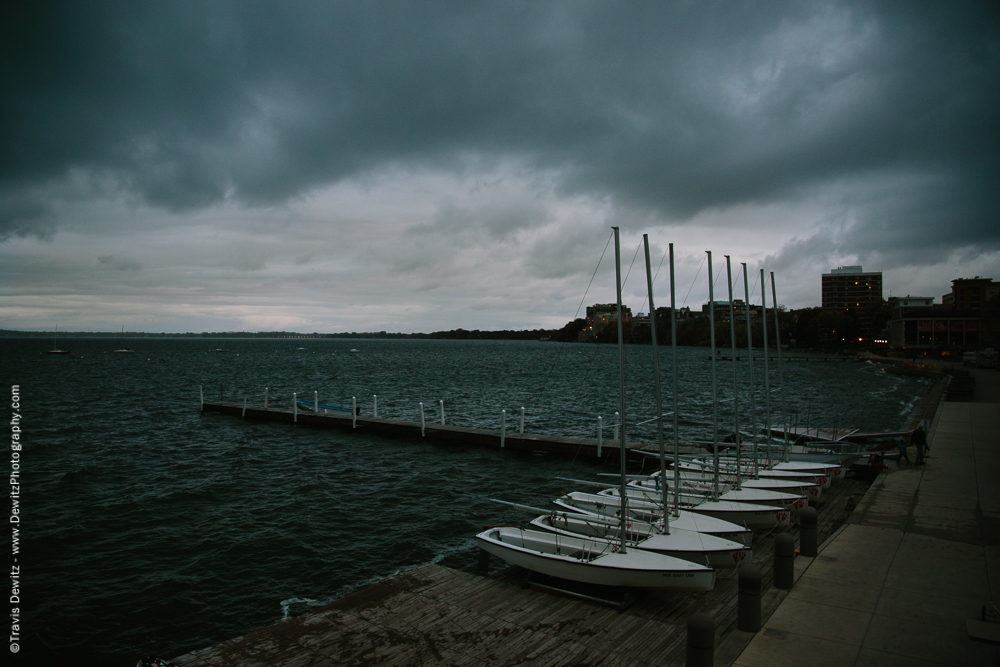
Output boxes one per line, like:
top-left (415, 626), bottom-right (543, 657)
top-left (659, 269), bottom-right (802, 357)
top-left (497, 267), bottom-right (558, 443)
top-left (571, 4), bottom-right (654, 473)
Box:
top-left (734, 383), bottom-right (1000, 666)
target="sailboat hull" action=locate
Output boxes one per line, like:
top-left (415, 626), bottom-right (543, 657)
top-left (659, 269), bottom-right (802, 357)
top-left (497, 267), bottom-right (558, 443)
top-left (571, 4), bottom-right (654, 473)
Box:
top-left (476, 527), bottom-right (715, 590)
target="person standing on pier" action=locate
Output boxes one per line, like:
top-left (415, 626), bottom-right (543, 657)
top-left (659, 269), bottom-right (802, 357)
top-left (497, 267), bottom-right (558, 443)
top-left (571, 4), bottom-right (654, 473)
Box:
top-left (897, 436), bottom-right (910, 465)
top-left (912, 424), bottom-right (928, 465)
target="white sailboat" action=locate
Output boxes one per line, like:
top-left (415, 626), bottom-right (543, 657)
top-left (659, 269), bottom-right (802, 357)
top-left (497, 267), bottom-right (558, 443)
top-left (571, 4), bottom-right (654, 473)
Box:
top-left (476, 227), bottom-right (715, 590)
top-left (475, 526), bottom-right (715, 590)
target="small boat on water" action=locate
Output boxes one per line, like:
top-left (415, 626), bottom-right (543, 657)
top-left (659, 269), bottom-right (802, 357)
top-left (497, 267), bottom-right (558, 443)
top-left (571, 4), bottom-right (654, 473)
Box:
top-left (46, 326), bottom-right (70, 354)
top-left (475, 526), bottom-right (716, 590)
top-left (114, 326), bottom-right (133, 352)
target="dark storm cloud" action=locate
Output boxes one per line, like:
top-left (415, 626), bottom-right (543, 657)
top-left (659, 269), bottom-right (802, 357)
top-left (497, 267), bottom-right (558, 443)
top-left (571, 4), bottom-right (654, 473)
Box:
top-left (2, 1), bottom-right (998, 260)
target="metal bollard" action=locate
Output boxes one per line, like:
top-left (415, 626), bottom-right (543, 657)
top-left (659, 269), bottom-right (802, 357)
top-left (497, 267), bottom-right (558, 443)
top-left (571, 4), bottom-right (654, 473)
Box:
top-left (737, 564), bottom-right (762, 632)
top-left (686, 612), bottom-right (714, 667)
top-left (799, 506), bottom-right (818, 557)
top-left (774, 533), bottom-right (795, 589)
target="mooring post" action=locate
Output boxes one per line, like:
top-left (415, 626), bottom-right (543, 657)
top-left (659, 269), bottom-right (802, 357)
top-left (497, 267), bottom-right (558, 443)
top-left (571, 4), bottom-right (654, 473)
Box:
top-left (686, 612), bottom-right (715, 667)
top-left (799, 506), bottom-right (818, 557)
top-left (501, 409), bottom-right (506, 448)
top-left (314, 391), bottom-right (318, 413)
top-left (293, 393), bottom-right (298, 423)
top-left (519, 407), bottom-right (525, 434)
top-left (439, 400), bottom-right (445, 425)
top-left (738, 564), bottom-right (762, 632)
top-left (242, 395), bottom-right (247, 418)
top-left (774, 533), bottom-right (795, 589)
top-left (614, 411), bottom-right (620, 445)
top-left (199, 385), bottom-right (204, 410)
top-left (598, 416), bottom-right (603, 458)
top-left (352, 396), bottom-right (357, 429)
top-left (419, 402), bottom-right (425, 436)
top-left (264, 387), bottom-right (269, 410)
top-left (373, 394), bottom-right (378, 418)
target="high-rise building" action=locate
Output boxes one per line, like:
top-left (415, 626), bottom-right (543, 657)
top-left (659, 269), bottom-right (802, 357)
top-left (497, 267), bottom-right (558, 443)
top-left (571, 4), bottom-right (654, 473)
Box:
top-left (947, 277), bottom-right (996, 314)
top-left (821, 266), bottom-right (883, 310)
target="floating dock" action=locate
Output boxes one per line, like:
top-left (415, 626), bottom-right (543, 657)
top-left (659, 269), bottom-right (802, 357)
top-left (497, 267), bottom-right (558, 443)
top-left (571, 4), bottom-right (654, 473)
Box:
top-left (200, 399), bottom-right (680, 462)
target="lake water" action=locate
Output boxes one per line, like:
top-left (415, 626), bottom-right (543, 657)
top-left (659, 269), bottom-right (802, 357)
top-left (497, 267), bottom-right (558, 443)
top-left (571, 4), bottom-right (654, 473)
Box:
top-left (0, 337), bottom-right (930, 664)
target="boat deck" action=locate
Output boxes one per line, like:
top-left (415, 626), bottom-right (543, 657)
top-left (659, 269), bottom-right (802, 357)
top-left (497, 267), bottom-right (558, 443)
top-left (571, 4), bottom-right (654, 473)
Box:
top-left (171, 473), bottom-right (871, 666)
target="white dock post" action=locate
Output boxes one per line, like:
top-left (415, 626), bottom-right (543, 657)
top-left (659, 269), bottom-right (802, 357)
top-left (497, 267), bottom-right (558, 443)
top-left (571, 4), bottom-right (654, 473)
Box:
top-left (293, 392), bottom-right (298, 423)
top-left (501, 409), bottom-right (506, 448)
top-left (598, 416), bottom-right (603, 457)
top-left (519, 407), bottom-right (525, 434)
top-left (199, 385), bottom-right (204, 410)
top-left (242, 395), bottom-right (247, 418)
top-left (614, 411), bottom-right (620, 445)
top-left (264, 387), bottom-right (269, 410)
top-left (314, 391), bottom-right (318, 413)
top-left (352, 396), bottom-right (357, 429)
top-left (420, 402), bottom-right (425, 436)
top-left (439, 400), bottom-right (445, 425)
top-left (373, 394), bottom-right (378, 418)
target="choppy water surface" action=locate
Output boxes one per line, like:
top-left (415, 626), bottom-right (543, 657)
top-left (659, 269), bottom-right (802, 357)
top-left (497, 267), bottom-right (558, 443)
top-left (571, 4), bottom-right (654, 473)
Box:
top-left (0, 338), bottom-right (930, 663)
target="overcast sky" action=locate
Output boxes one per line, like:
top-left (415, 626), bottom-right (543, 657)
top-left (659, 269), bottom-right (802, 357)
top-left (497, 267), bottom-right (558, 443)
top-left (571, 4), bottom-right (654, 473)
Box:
top-left (2, 1), bottom-right (998, 333)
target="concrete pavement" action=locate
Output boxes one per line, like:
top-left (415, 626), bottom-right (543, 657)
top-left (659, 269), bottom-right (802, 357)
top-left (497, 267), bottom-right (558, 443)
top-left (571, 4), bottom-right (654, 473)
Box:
top-left (733, 377), bottom-right (1000, 666)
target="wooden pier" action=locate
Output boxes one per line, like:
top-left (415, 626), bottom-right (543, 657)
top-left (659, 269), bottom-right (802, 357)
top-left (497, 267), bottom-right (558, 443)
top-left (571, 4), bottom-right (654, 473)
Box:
top-left (200, 399), bottom-right (676, 461)
top-left (171, 473), bottom-right (872, 667)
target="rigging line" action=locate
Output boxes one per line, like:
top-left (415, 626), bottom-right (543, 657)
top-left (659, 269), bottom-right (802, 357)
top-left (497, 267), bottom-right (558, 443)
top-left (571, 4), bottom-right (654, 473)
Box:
top-left (681, 254), bottom-right (706, 308)
top-left (622, 237), bottom-right (643, 291)
top-left (529, 229), bottom-right (613, 429)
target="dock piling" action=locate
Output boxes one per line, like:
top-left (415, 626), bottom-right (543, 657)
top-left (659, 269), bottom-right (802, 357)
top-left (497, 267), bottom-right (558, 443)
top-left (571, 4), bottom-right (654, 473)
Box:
top-left (686, 612), bottom-right (715, 667)
top-left (440, 400), bottom-right (445, 425)
top-left (352, 396), bottom-right (357, 428)
top-left (799, 506), bottom-right (818, 557)
top-left (519, 407), bottom-right (525, 434)
top-left (264, 387), bottom-right (269, 410)
top-left (242, 395), bottom-right (247, 418)
top-left (614, 411), bottom-right (620, 445)
top-left (199, 385), bottom-right (204, 410)
top-left (774, 533), bottom-right (795, 589)
top-left (598, 416), bottom-right (603, 458)
top-left (314, 391), bottom-right (318, 413)
top-left (293, 393), bottom-right (297, 423)
top-left (373, 395), bottom-right (378, 418)
top-left (737, 564), bottom-right (762, 632)
top-left (420, 402), bottom-right (425, 436)
top-left (501, 410), bottom-right (506, 448)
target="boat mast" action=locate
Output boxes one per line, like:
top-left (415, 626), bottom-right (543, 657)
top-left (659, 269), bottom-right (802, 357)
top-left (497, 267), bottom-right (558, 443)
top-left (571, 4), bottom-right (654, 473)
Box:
top-left (742, 263), bottom-right (759, 477)
top-left (726, 256), bottom-right (741, 490)
top-left (771, 272), bottom-right (790, 462)
top-left (669, 243), bottom-right (680, 518)
top-left (708, 251), bottom-right (719, 499)
top-left (760, 269), bottom-right (772, 469)
top-left (613, 226), bottom-right (628, 554)
top-left (643, 235), bottom-right (668, 534)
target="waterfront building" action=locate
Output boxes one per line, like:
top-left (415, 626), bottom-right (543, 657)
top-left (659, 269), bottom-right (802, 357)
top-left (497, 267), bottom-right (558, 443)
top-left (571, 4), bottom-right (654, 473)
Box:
top-left (946, 277), bottom-right (996, 314)
top-left (821, 266), bottom-right (883, 310)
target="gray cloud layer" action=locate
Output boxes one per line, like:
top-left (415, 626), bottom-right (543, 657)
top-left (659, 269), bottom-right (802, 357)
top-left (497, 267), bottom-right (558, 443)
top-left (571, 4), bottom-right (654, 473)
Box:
top-left (2, 1), bottom-right (998, 279)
